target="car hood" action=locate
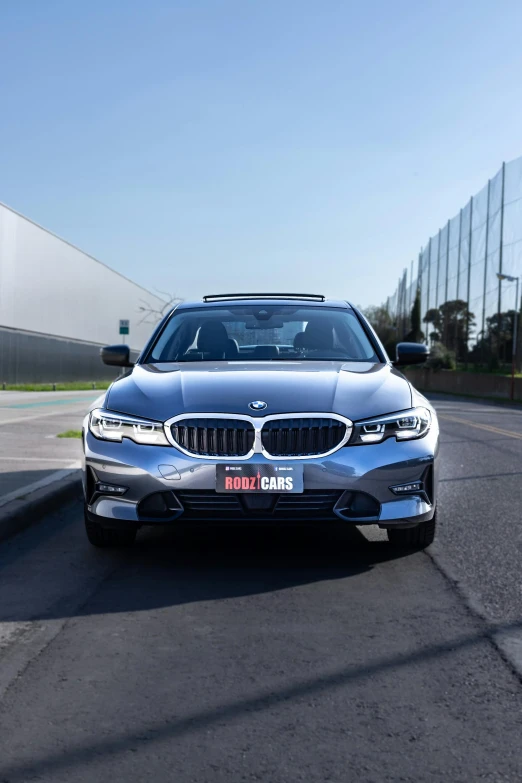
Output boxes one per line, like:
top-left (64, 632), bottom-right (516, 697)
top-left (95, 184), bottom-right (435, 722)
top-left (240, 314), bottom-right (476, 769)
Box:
top-left (105, 361), bottom-right (412, 423)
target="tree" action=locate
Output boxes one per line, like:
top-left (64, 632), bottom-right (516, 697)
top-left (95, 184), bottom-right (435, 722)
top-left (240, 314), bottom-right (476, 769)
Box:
top-left (423, 308), bottom-right (442, 343)
top-left (404, 289), bottom-right (424, 343)
top-left (363, 305), bottom-right (397, 357)
top-left (138, 290), bottom-right (184, 326)
top-left (425, 342), bottom-right (456, 371)
top-left (411, 288), bottom-right (422, 339)
top-left (439, 300), bottom-right (474, 358)
top-left (424, 300), bottom-right (475, 361)
top-left (471, 309), bottom-right (517, 368)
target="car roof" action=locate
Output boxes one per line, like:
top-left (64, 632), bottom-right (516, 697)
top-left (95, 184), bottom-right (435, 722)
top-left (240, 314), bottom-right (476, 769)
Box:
top-left (175, 295), bottom-right (353, 311)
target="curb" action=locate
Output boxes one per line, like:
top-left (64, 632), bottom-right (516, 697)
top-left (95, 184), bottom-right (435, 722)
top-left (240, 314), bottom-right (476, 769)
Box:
top-left (0, 469), bottom-right (83, 544)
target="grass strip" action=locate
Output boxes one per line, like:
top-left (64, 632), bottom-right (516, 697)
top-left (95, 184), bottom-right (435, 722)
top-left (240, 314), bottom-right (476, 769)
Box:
top-left (0, 381), bottom-right (112, 392)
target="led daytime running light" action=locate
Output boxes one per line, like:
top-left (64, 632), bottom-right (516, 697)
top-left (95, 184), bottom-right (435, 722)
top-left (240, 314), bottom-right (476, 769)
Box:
top-left (89, 408), bottom-right (169, 446)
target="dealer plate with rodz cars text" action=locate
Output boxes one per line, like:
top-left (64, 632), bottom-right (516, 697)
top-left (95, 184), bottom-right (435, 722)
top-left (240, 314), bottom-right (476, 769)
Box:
top-left (216, 464), bottom-right (304, 493)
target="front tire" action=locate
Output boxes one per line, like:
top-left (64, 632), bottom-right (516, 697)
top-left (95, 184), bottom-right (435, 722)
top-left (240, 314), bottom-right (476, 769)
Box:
top-left (84, 510), bottom-right (137, 548)
top-left (387, 511), bottom-right (436, 550)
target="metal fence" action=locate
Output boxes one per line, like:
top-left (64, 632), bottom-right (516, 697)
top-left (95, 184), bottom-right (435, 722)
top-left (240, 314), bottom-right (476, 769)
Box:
top-left (385, 156), bottom-right (522, 367)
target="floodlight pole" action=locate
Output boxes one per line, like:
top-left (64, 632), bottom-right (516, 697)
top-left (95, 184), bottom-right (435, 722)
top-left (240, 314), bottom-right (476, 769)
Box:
top-left (497, 273), bottom-right (519, 400)
top-left (512, 276), bottom-right (519, 401)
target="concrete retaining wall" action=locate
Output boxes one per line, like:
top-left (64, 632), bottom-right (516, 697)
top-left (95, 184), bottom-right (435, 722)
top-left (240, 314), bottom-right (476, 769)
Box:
top-left (403, 368), bottom-right (522, 401)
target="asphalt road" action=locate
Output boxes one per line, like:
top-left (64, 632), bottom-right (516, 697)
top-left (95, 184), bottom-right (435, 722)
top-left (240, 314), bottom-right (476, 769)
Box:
top-left (0, 395), bottom-right (522, 781)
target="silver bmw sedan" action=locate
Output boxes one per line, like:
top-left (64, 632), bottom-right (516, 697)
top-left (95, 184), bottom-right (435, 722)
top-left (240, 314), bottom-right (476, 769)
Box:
top-left (82, 294), bottom-right (438, 549)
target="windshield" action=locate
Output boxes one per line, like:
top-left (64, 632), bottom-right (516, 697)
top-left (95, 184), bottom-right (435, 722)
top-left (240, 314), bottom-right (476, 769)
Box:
top-left (146, 305), bottom-right (379, 363)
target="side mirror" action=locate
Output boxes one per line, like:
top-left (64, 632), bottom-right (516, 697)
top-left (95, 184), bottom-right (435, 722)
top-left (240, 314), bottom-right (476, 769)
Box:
top-left (394, 342), bottom-right (429, 366)
top-left (100, 345), bottom-right (134, 368)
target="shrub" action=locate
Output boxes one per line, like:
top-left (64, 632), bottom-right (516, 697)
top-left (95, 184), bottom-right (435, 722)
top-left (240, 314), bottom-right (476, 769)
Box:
top-left (426, 342), bottom-right (456, 371)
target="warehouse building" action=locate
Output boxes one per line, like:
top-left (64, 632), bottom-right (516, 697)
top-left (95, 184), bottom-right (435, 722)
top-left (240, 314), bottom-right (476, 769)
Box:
top-left (0, 202), bottom-right (168, 383)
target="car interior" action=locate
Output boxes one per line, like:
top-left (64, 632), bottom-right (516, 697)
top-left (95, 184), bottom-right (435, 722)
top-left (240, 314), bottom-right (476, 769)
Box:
top-left (148, 307), bottom-right (379, 363)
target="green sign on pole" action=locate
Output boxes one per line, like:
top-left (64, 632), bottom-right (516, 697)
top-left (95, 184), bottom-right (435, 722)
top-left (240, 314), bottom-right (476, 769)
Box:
top-left (119, 319), bottom-right (130, 336)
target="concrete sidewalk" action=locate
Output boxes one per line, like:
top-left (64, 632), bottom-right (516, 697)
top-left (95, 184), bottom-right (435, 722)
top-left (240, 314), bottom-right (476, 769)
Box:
top-left (0, 390), bottom-right (100, 515)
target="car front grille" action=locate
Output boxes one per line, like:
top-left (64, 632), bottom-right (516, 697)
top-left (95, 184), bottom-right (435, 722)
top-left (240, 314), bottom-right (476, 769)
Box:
top-left (261, 418), bottom-right (347, 457)
top-left (170, 418), bottom-right (255, 457)
top-left (175, 490), bottom-right (343, 521)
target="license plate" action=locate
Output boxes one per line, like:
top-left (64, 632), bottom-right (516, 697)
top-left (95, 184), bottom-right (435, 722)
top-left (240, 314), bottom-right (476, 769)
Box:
top-left (216, 464), bottom-right (304, 493)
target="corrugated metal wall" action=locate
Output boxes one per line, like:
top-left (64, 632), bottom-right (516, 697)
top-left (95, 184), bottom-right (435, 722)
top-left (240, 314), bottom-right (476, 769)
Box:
top-left (0, 327), bottom-right (118, 383)
top-left (0, 203), bottom-right (167, 382)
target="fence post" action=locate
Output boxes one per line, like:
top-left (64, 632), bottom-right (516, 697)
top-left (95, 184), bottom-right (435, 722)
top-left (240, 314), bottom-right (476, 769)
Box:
top-left (443, 218), bottom-right (450, 345)
top-left (465, 197), bottom-right (474, 369)
top-left (435, 228), bottom-right (442, 310)
top-left (400, 270), bottom-right (404, 338)
top-left (455, 208), bottom-right (463, 358)
top-left (410, 259), bottom-right (414, 314)
top-left (444, 219), bottom-right (450, 302)
top-left (417, 249), bottom-right (424, 343)
top-left (401, 268), bottom-right (407, 338)
top-left (497, 161), bottom-right (506, 364)
top-left (426, 237), bottom-right (432, 321)
top-left (481, 179), bottom-right (491, 366)
top-left (518, 285), bottom-right (522, 373)
top-left (396, 276), bottom-right (400, 336)
top-left (396, 275), bottom-right (401, 333)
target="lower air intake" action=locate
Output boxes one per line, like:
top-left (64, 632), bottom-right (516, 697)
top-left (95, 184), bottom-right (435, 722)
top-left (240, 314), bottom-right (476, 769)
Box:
top-left (175, 490), bottom-right (343, 521)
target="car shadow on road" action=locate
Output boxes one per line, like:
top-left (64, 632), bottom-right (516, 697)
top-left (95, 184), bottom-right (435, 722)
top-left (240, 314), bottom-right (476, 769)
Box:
top-left (0, 489), bottom-right (414, 621)
top-left (75, 523), bottom-right (413, 619)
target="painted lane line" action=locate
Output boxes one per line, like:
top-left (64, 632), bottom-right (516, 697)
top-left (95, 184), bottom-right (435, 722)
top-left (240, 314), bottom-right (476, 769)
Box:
top-left (439, 413), bottom-right (522, 440)
top-left (0, 396), bottom-right (97, 410)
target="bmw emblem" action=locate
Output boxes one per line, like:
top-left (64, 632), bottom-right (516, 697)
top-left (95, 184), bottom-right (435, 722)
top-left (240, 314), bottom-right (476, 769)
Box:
top-left (249, 400), bottom-right (267, 411)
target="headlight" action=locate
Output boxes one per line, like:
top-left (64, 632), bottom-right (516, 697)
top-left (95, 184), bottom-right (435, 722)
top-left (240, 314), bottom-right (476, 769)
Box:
top-left (350, 406), bottom-right (431, 445)
top-left (89, 408), bottom-right (169, 446)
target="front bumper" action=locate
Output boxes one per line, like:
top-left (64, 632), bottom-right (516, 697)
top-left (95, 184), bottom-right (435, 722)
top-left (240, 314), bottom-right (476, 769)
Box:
top-left (83, 422), bottom-right (439, 528)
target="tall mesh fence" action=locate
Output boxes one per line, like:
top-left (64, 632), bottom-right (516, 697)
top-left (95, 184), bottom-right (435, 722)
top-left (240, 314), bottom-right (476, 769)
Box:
top-left (385, 157), bottom-right (522, 368)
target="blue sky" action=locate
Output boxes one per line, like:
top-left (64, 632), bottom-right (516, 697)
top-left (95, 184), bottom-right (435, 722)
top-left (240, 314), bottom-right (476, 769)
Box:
top-left (1, 0), bottom-right (522, 307)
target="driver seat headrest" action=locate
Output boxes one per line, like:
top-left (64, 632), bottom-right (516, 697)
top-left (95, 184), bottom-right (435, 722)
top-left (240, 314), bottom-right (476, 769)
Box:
top-left (301, 320), bottom-right (334, 350)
